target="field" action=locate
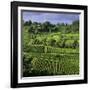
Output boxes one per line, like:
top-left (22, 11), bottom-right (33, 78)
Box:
top-left (22, 20), bottom-right (80, 77)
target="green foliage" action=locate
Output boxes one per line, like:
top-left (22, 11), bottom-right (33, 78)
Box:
top-left (65, 40), bottom-right (74, 48)
top-left (23, 53), bottom-right (79, 76)
top-left (24, 20), bottom-right (32, 26)
top-left (23, 20), bottom-right (80, 77)
top-left (24, 20), bottom-right (79, 34)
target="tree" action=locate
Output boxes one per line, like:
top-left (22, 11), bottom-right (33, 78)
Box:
top-left (24, 21), bottom-right (29, 26)
top-left (24, 20), bottom-right (32, 26)
top-left (29, 22), bottom-right (39, 34)
top-left (42, 21), bottom-right (52, 32)
top-left (71, 20), bottom-right (79, 33)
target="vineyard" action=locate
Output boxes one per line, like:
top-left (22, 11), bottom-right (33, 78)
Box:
top-left (22, 20), bottom-right (80, 77)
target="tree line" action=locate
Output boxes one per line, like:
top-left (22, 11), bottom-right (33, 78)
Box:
top-left (23, 20), bottom-right (79, 34)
